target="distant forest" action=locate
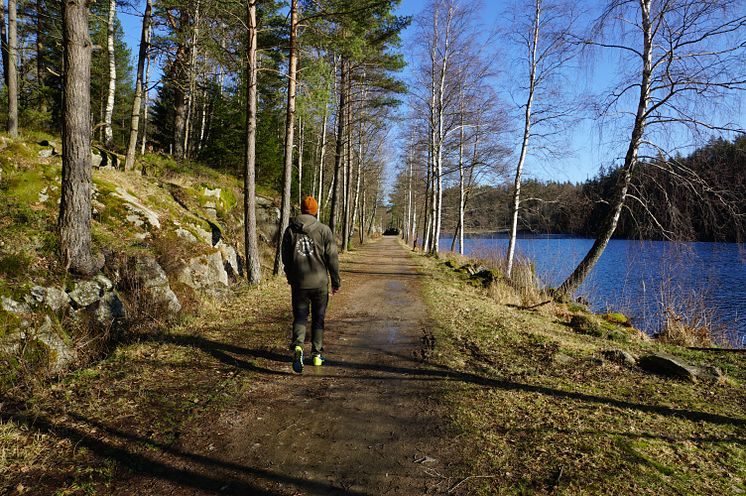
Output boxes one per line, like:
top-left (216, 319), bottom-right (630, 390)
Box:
top-left (440, 135), bottom-right (746, 243)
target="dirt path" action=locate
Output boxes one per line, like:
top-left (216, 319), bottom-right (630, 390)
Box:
top-left (113, 237), bottom-right (457, 495)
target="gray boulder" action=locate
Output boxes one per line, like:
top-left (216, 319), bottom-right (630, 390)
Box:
top-left (217, 241), bottom-right (242, 277)
top-left (29, 286), bottom-right (70, 313)
top-left (1, 296), bottom-right (31, 315)
top-left (638, 353), bottom-right (707, 382)
top-left (177, 251), bottom-right (229, 289)
top-left (35, 315), bottom-right (76, 372)
top-left (69, 280), bottom-right (106, 308)
top-left (94, 292), bottom-right (126, 327)
top-left (121, 256), bottom-right (181, 317)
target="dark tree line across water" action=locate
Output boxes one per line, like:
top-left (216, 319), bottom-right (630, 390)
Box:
top-left (440, 135), bottom-right (746, 243)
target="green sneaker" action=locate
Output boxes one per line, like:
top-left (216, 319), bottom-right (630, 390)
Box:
top-left (292, 346), bottom-right (304, 374)
top-left (312, 354), bottom-right (324, 366)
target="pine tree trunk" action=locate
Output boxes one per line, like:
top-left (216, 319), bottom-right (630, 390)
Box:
top-left (124, 0), bottom-right (152, 171)
top-left (244, 0), bottom-right (261, 285)
top-left (273, 0), bottom-right (300, 275)
top-left (36, 0), bottom-right (47, 113)
top-left (0, 1), bottom-right (7, 89)
top-left (140, 31), bottom-right (152, 155)
top-left (59, 0), bottom-right (97, 276)
top-left (329, 58), bottom-right (347, 235)
top-left (7, 0), bottom-right (18, 137)
top-left (316, 104), bottom-right (328, 213)
top-left (554, 0), bottom-right (653, 301)
top-left (103, 0), bottom-right (116, 146)
top-left (297, 116), bottom-right (304, 204)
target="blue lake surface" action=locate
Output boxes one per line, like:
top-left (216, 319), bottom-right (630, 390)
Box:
top-left (443, 234), bottom-right (746, 345)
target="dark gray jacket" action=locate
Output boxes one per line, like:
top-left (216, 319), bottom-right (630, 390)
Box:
top-left (281, 214), bottom-right (340, 290)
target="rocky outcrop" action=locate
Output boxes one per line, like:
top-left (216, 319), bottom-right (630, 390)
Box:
top-left (114, 256), bottom-right (182, 318)
top-left (177, 251), bottom-right (229, 290)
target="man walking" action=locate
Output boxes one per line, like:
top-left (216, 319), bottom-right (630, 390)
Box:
top-left (281, 196), bottom-right (341, 373)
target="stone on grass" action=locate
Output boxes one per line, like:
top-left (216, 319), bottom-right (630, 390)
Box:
top-left (638, 353), bottom-right (699, 382)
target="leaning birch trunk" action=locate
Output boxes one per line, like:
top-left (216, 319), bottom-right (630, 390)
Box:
top-left (124, 0), bottom-right (152, 172)
top-left (507, 0), bottom-right (540, 278)
top-left (7, 0), bottom-right (18, 137)
top-left (554, 0), bottom-right (653, 301)
top-left (59, 0), bottom-right (96, 275)
top-left (244, 0), bottom-right (261, 285)
top-left (103, 0), bottom-right (116, 146)
top-left (36, 0), bottom-right (46, 113)
top-left (273, 0), bottom-right (299, 275)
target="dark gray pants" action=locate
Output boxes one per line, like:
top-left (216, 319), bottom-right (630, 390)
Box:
top-left (290, 287), bottom-right (328, 355)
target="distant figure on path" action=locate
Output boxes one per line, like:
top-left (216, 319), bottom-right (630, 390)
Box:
top-left (281, 196), bottom-right (341, 374)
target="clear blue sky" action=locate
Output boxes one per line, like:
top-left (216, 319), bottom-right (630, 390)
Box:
top-left (117, 0), bottom-right (744, 186)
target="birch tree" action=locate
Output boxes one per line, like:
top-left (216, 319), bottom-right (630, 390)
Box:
top-left (124, 0), bottom-right (153, 171)
top-left (103, 0), bottom-right (117, 146)
top-left (505, 0), bottom-right (577, 278)
top-left (555, 0), bottom-right (746, 301)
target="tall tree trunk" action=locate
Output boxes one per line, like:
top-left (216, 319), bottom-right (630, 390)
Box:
top-left (244, 0), bottom-right (261, 284)
top-left (316, 103), bottom-right (328, 213)
top-left (103, 0), bottom-right (116, 146)
top-left (273, 0), bottom-right (300, 275)
top-left (124, 0), bottom-right (152, 171)
top-left (0, 1), bottom-right (7, 89)
top-left (59, 0), bottom-right (96, 276)
top-left (341, 68), bottom-right (353, 252)
top-left (297, 116), bottom-right (304, 204)
top-left (141, 28), bottom-right (152, 155)
top-left (7, 0), bottom-right (18, 137)
top-left (555, 0), bottom-right (653, 301)
top-left (329, 57), bottom-right (347, 235)
top-left (183, 0), bottom-right (200, 158)
top-left (36, 0), bottom-right (47, 113)
top-left (507, 0), bottom-right (540, 278)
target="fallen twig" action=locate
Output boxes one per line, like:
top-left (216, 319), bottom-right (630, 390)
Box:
top-left (448, 475), bottom-right (498, 494)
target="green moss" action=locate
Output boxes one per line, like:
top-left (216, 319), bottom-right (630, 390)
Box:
top-left (603, 312), bottom-right (632, 327)
top-left (0, 253), bottom-right (30, 276)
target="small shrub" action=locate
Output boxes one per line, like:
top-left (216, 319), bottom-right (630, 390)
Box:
top-left (656, 308), bottom-right (713, 347)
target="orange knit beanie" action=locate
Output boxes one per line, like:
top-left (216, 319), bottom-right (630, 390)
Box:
top-left (301, 196), bottom-right (318, 215)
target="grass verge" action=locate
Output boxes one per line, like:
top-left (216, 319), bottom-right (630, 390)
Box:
top-left (414, 249), bottom-right (746, 495)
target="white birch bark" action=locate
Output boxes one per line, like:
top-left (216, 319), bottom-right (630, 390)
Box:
top-left (103, 0), bottom-right (116, 146)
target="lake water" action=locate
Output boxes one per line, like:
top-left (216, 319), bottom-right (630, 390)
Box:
top-left (443, 234), bottom-right (746, 346)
